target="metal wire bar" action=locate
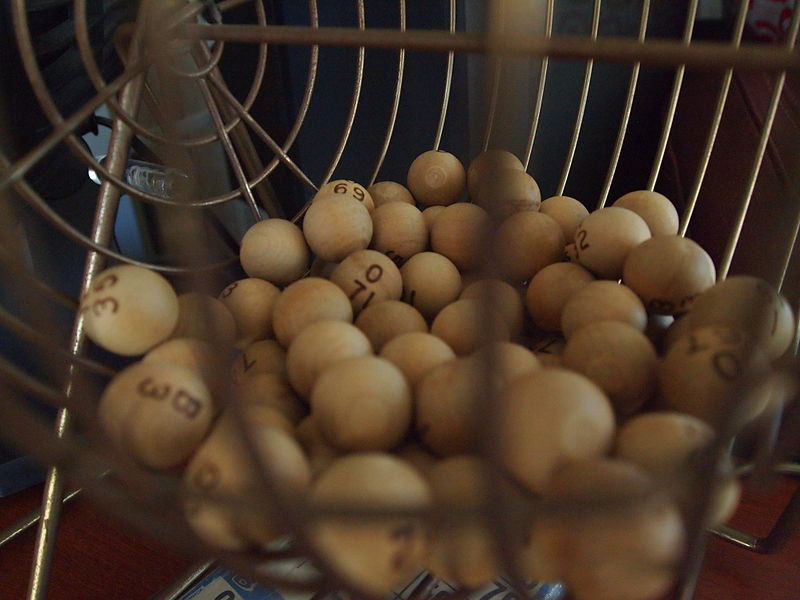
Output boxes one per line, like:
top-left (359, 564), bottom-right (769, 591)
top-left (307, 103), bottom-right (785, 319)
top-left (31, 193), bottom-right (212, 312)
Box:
top-left (25, 25), bottom-right (148, 600)
top-left (196, 76), bottom-right (263, 222)
top-left (0, 247), bottom-right (78, 311)
top-left (205, 71), bottom-right (319, 192)
top-left (646, 0), bottom-right (700, 191)
top-left (2, 160), bottom-right (239, 273)
top-left (77, 0), bottom-right (270, 149)
top-left (0, 59), bottom-right (147, 194)
top-left (711, 463), bottom-right (800, 553)
top-left (522, 0), bottom-right (553, 172)
top-left (678, 0), bottom-right (750, 235)
top-left (5, 1), bottom-right (224, 209)
top-left (776, 201), bottom-right (800, 294)
top-left (320, 1), bottom-right (366, 185)
top-left (555, 0), bottom-right (602, 197)
top-left (597, 0), bottom-right (650, 208)
top-left (717, 7), bottom-right (800, 281)
top-left (481, 56), bottom-right (503, 152)
top-left (433, 0), bottom-right (456, 151)
top-left (0, 306), bottom-right (116, 378)
top-left (177, 24), bottom-right (800, 71)
top-left (368, 0), bottom-right (406, 185)
top-left (0, 487), bottom-right (83, 549)
top-left (261, 1), bottom-right (320, 189)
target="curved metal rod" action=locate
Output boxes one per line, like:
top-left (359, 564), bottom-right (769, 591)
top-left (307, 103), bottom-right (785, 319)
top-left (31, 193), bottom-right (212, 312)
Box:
top-left (556, 0), bottom-right (602, 197)
top-left (0, 247), bottom-right (78, 311)
top-left (679, 0), bottom-right (750, 233)
top-left (598, 0), bottom-right (651, 208)
top-left (4, 165), bottom-right (238, 274)
top-left (432, 0), bottom-right (456, 151)
top-left (646, 0), bottom-right (700, 191)
top-left (320, 0), bottom-right (366, 185)
top-left (195, 75), bottom-right (262, 222)
top-left (717, 6), bottom-right (800, 281)
top-left (75, 0), bottom-right (270, 149)
top-left (177, 24), bottom-right (800, 72)
top-left (205, 72), bottom-right (318, 193)
top-left (6, 3), bottom-right (241, 209)
top-left (522, 0), bottom-right (554, 172)
top-left (368, 0), bottom-right (407, 186)
top-left (0, 306), bottom-right (116, 378)
top-left (261, 0), bottom-right (321, 189)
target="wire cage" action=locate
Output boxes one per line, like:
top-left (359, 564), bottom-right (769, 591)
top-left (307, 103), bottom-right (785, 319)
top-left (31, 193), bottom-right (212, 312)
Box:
top-left (1, 1), bottom-right (800, 599)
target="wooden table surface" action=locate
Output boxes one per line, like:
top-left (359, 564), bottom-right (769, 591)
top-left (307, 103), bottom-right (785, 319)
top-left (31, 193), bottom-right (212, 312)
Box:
top-left (0, 474), bottom-right (798, 600)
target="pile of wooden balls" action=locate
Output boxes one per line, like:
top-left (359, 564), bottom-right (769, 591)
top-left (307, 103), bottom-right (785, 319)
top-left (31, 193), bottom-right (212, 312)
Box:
top-left (81, 148), bottom-right (796, 600)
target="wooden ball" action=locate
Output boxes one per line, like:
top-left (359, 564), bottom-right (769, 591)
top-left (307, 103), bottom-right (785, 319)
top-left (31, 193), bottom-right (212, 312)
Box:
top-left (430, 203), bottom-right (493, 271)
top-left (379, 331), bottom-right (455, 386)
top-left (218, 277), bottom-right (281, 348)
top-left (239, 218), bottom-right (310, 285)
top-left (497, 368), bottom-right (614, 493)
top-left (460, 278), bottom-right (525, 337)
top-left (526, 262), bottom-right (596, 332)
top-left (184, 414), bottom-right (310, 550)
top-left (613, 411), bottom-right (740, 527)
top-left (330, 249), bottom-right (403, 314)
top-left (425, 455), bottom-right (502, 587)
top-left (400, 252), bottom-right (462, 319)
top-left (308, 453), bottom-right (431, 597)
top-left (98, 361), bottom-right (214, 469)
top-left (354, 300), bottom-right (428, 351)
top-left (525, 458), bottom-right (684, 600)
top-left (659, 325), bottom-right (771, 428)
top-left (422, 205), bottom-right (446, 230)
top-left (312, 356), bottom-right (412, 451)
top-left (494, 211), bottom-right (565, 283)
top-left (431, 298), bottom-right (510, 355)
top-left (622, 235), bottom-right (716, 315)
top-left (614, 190), bottom-right (679, 237)
top-left (303, 195), bottom-right (373, 262)
top-left (80, 265), bottom-right (178, 356)
top-left (573, 207), bottom-right (651, 279)
top-left (467, 149), bottom-right (524, 200)
top-left (471, 341), bottom-right (541, 390)
top-left (315, 179), bottom-right (375, 212)
top-left (615, 411), bottom-right (714, 475)
top-left (144, 338), bottom-right (227, 407)
top-left (286, 320), bottom-right (372, 398)
top-left (473, 168), bottom-right (541, 220)
top-left (561, 281), bottom-right (647, 339)
top-left (231, 339), bottom-right (287, 384)
top-left (531, 335), bottom-right (567, 367)
top-left (563, 321), bottom-right (658, 416)
top-left (407, 150), bottom-right (466, 206)
top-left (272, 277), bottom-right (353, 347)
top-left (539, 195), bottom-right (589, 241)
top-left (415, 358), bottom-right (481, 455)
top-left (370, 202), bottom-right (427, 266)
top-left (683, 276), bottom-right (794, 360)
top-left (233, 372), bottom-right (306, 424)
top-left (368, 181), bottom-right (415, 207)
top-left (170, 293), bottom-right (237, 349)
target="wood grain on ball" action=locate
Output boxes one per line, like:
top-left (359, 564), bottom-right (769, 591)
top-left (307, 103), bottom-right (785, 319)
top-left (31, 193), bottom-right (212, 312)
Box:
top-left (239, 219), bottom-right (309, 285)
top-left (80, 265), bottom-right (179, 356)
